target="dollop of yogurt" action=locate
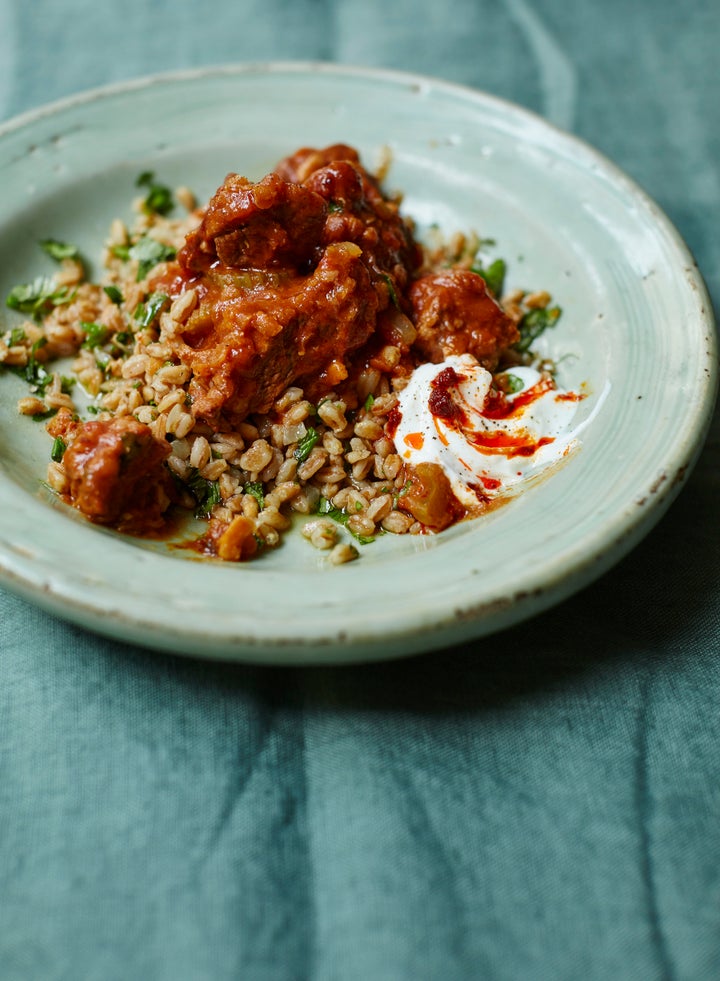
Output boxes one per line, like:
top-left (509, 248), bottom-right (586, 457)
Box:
top-left (393, 354), bottom-right (582, 508)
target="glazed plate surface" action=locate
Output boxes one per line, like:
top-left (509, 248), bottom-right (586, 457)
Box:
top-left (0, 64), bottom-right (715, 663)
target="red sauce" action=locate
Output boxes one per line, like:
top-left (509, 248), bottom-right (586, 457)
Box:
top-left (428, 366), bottom-right (466, 422)
top-left (424, 367), bottom-right (562, 459)
top-left (468, 431), bottom-right (555, 457)
top-left (480, 476), bottom-right (502, 490)
top-left (385, 405), bottom-right (402, 438)
top-left (481, 375), bottom-right (556, 419)
top-left (404, 432), bottom-right (425, 450)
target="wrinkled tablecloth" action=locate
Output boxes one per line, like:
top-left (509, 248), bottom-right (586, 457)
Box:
top-left (1, 1), bottom-right (718, 978)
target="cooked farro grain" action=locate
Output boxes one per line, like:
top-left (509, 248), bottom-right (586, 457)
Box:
top-left (328, 542), bottom-right (359, 565)
top-left (302, 518), bottom-right (338, 550)
top-left (1, 148), bottom-right (560, 564)
top-left (17, 395), bottom-right (48, 416)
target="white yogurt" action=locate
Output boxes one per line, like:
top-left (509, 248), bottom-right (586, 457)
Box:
top-left (394, 354), bottom-right (582, 508)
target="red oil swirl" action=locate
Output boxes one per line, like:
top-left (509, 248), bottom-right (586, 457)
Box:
top-left (427, 368), bottom-right (562, 459)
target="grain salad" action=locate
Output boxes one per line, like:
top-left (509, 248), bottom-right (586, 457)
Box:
top-left (0, 145), bottom-right (568, 564)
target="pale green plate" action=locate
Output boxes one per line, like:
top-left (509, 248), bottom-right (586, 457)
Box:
top-left (0, 64), bottom-right (715, 663)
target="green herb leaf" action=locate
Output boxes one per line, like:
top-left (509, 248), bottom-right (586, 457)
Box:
top-left (128, 237), bottom-right (176, 281)
top-left (244, 481), bottom-right (265, 510)
top-left (93, 354), bottom-right (113, 378)
top-left (186, 469), bottom-right (222, 518)
top-left (111, 244), bottom-right (131, 261)
top-left (316, 496), bottom-right (375, 545)
top-left (136, 171), bottom-right (174, 216)
top-left (103, 284), bottom-right (124, 305)
top-left (496, 372), bottom-right (524, 394)
top-left (515, 306), bottom-right (562, 354)
top-left (50, 436), bottom-right (66, 462)
top-left (12, 337), bottom-right (52, 395)
top-left (5, 276), bottom-right (73, 321)
top-left (40, 238), bottom-right (80, 262)
top-left (81, 321), bottom-right (110, 350)
top-left (472, 257), bottom-right (506, 298)
top-left (393, 480), bottom-right (413, 506)
top-left (382, 273), bottom-right (400, 308)
top-left (363, 393), bottom-right (375, 411)
top-left (134, 291), bottom-right (169, 328)
top-left (7, 326), bottom-right (26, 346)
top-left (28, 409), bottom-right (57, 422)
top-left (294, 426), bottom-right (320, 463)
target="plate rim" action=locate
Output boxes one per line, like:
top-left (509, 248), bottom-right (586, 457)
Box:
top-left (0, 61), bottom-right (716, 663)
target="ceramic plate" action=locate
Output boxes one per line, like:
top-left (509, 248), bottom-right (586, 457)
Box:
top-left (0, 64), bottom-right (715, 663)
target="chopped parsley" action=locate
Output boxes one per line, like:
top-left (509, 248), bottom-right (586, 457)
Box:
top-left (382, 274), bottom-right (400, 308)
top-left (393, 480), bottom-right (412, 505)
top-left (50, 436), bottom-right (66, 462)
top-left (136, 171), bottom-right (174, 216)
top-left (6, 326), bottom-right (26, 346)
top-left (81, 321), bottom-right (110, 350)
top-left (363, 393), bottom-right (375, 411)
top-left (102, 330), bottom-right (134, 360)
top-left (244, 481), bottom-right (265, 509)
top-left (5, 276), bottom-right (74, 321)
top-left (515, 305), bottom-right (562, 354)
top-left (496, 372), bottom-right (524, 395)
top-left (294, 426), bottom-right (320, 463)
top-left (115, 236), bottom-right (176, 280)
top-left (5, 337), bottom-right (52, 394)
top-left (472, 257), bottom-right (506, 298)
top-left (40, 238), bottom-right (80, 262)
top-left (134, 292), bottom-right (169, 328)
top-left (186, 470), bottom-right (222, 518)
top-left (316, 496), bottom-right (375, 545)
top-left (103, 284), bottom-right (124, 305)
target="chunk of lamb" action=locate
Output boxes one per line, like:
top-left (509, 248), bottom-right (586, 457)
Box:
top-left (169, 151), bottom-right (420, 426)
top-left (409, 269), bottom-right (519, 368)
top-left (179, 172), bottom-right (328, 273)
top-left (274, 143), bottom-right (368, 185)
top-left (174, 240), bottom-right (380, 424)
top-left (277, 144), bottom-right (422, 295)
top-left (61, 417), bottom-right (174, 531)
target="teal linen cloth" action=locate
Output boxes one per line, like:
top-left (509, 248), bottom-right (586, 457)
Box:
top-left (1, 1), bottom-right (719, 978)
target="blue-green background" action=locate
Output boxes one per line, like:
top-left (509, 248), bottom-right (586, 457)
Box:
top-left (1, 2), bottom-right (718, 978)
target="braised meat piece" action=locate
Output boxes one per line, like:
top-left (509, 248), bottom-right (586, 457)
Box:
top-left (168, 146), bottom-right (421, 425)
top-left (277, 144), bottom-right (421, 295)
top-left (305, 160), bottom-right (420, 295)
top-left (175, 241), bottom-right (379, 423)
top-left (273, 143), bottom-right (366, 184)
top-left (179, 172), bottom-right (327, 273)
top-left (409, 269), bottom-right (519, 368)
top-left (61, 417), bottom-right (174, 531)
